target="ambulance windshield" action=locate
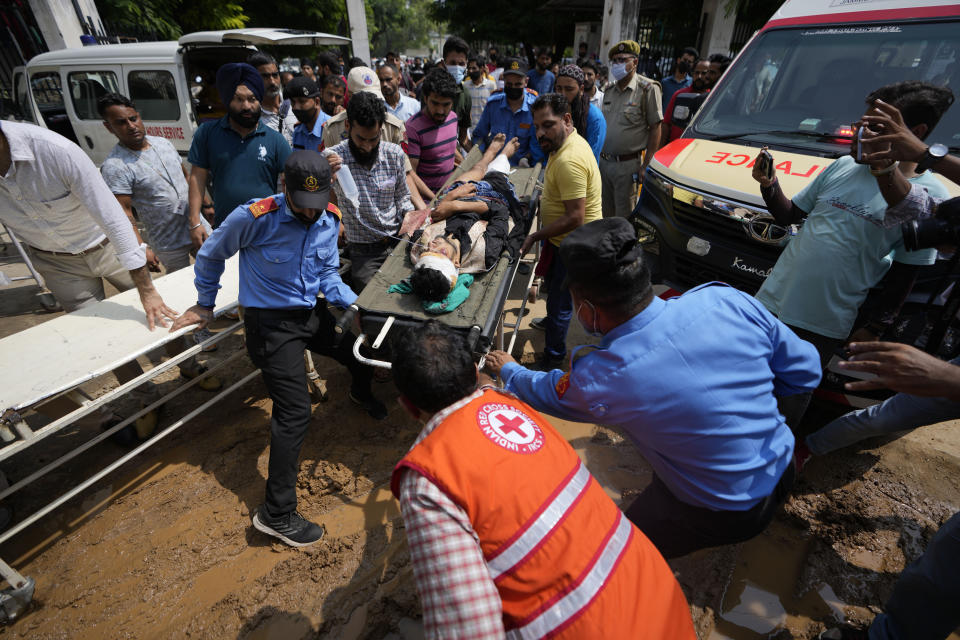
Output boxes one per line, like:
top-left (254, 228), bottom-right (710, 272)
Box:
top-left (692, 21), bottom-right (960, 155)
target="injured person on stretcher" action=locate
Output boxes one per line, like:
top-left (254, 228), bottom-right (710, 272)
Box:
top-left (400, 134), bottom-right (527, 303)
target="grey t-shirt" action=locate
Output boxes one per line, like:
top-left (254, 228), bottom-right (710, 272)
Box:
top-left (260, 100), bottom-right (298, 147)
top-left (101, 135), bottom-right (191, 251)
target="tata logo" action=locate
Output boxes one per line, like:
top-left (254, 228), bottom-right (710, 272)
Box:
top-left (731, 256), bottom-right (772, 278)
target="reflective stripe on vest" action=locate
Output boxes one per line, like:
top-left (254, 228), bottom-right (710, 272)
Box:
top-left (505, 512), bottom-right (633, 639)
top-left (486, 461), bottom-right (591, 581)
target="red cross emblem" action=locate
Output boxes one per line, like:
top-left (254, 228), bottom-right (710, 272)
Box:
top-left (476, 403), bottom-right (545, 455)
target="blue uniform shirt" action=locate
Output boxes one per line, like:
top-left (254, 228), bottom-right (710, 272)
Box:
top-left (471, 92), bottom-right (545, 166)
top-left (187, 117), bottom-right (291, 228)
top-left (291, 111), bottom-right (332, 153)
top-left (501, 283), bottom-right (821, 511)
top-left (193, 194), bottom-right (356, 310)
top-left (526, 68), bottom-right (555, 95)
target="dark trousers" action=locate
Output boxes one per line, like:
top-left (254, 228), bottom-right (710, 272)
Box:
top-left (544, 246), bottom-right (573, 359)
top-left (347, 239), bottom-right (398, 292)
top-left (624, 463), bottom-right (796, 559)
top-left (244, 303), bottom-right (372, 516)
top-left (777, 324), bottom-right (844, 432)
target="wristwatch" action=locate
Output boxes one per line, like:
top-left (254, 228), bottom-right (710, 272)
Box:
top-left (916, 143), bottom-right (948, 173)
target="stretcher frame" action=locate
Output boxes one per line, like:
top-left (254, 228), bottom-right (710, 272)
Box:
top-left (350, 152), bottom-right (545, 368)
top-left (0, 224), bottom-right (59, 312)
top-left (0, 257), bottom-right (253, 620)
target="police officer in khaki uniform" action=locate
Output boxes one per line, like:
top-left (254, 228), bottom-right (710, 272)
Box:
top-left (321, 66), bottom-right (429, 209)
top-left (600, 40), bottom-right (663, 218)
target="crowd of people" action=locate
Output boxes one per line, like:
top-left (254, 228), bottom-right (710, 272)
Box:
top-left (1, 31), bottom-right (958, 640)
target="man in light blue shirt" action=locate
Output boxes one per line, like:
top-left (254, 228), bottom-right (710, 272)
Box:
top-left (378, 64), bottom-right (420, 123)
top-left (171, 151), bottom-right (385, 549)
top-left (485, 218), bottom-right (821, 559)
top-left (752, 81), bottom-right (955, 425)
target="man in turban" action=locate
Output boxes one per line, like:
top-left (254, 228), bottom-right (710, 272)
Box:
top-left (187, 62), bottom-right (292, 236)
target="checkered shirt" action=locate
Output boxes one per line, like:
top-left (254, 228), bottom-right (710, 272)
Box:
top-left (883, 182), bottom-right (942, 227)
top-left (330, 140), bottom-right (413, 244)
top-left (396, 388), bottom-right (505, 639)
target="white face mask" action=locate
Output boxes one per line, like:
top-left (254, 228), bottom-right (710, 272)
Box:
top-left (446, 64), bottom-right (466, 84)
top-left (610, 62), bottom-right (630, 82)
top-left (576, 300), bottom-right (604, 337)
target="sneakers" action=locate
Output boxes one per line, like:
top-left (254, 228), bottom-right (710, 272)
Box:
top-left (530, 316), bottom-right (547, 331)
top-left (180, 364), bottom-right (223, 392)
top-left (193, 327), bottom-right (218, 352)
top-left (350, 390), bottom-right (388, 420)
top-left (252, 505), bottom-right (325, 547)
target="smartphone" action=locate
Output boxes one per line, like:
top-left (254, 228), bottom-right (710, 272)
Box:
top-left (856, 127), bottom-right (864, 162)
top-left (756, 147), bottom-right (775, 181)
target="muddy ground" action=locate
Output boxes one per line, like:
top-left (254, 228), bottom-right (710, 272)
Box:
top-left (1, 247), bottom-right (959, 639)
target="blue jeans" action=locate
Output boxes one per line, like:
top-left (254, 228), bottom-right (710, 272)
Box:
top-left (869, 511), bottom-right (960, 640)
top-left (805, 357), bottom-right (960, 456)
top-left (544, 247), bottom-right (572, 359)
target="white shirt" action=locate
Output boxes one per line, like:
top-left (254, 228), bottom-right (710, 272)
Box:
top-left (260, 100), bottom-right (299, 147)
top-left (0, 121), bottom-right (145, 270)
top-left (590, 88), bottom-right (604, 109)
top-left (385, 94), bottom-right (421, 124)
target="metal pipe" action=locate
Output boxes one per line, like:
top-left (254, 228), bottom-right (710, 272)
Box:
top-left (1, 223), bottom-right (46, 289)
top-left (0, 320), bottom-right (242, 461)
top-left (352, 335), bottom-right (392, 369)
top-left (0, 370), bottom-right (261, 546)
top-left (0, 350), bottom-right (248, 502)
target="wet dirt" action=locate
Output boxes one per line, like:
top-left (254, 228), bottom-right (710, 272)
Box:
top-left (1, 275), bottom-right (959, 639)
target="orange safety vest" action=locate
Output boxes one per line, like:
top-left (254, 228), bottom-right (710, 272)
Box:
top-left (391, 389), bottom-right (696, 639)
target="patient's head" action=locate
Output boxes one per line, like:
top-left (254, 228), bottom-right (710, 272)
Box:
top-left (427, 235), bottom-right (460, 265)
top-left (410, 252), bottom-right (458, 302)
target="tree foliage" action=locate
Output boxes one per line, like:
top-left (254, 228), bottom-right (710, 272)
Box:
top-left (368, 0), bottom-right (435, 56)
top-left (98, 0), bottom-right (247, 40)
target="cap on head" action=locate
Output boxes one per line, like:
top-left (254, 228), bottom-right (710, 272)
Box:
top-left (502, 57), bottom-right (529, 77)
top-left (608, 40), bottom-right (641, 60)
top-left (284, 76), bottom-right (321, 101)
top-left (347, 66), bottom-right (383, 99)
top-left (559, 218), bottom-right (642, 286)
top-left (284, 150), bottom-right (332, 210)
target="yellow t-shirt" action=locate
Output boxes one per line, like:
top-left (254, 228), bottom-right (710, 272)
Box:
top-left (540, 130), bottom-right (603, 246)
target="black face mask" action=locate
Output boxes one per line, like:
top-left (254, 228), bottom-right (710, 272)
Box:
top-left (292, 107), bottom-right (317, 125)
top-left (469, 71), bottom-right (482, 82)
top-left (349, 137), bottom-right (379, 166)
top-left (677, 60), bottom-right (691, 74)
top-left (291, 208), bottom-right (319, 225)
top-left (229, 106), bottom-right (260, 129)
top-left (504, 87), bottom-right (524, 100)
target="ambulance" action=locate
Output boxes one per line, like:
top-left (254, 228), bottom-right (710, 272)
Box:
top-left (10, 29), bottom-right (350, 165)
top-left (638, 0), bottom-right (960, 294)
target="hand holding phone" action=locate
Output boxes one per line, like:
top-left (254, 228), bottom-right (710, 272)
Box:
top-left (752, 147), bottom-right (776, 186)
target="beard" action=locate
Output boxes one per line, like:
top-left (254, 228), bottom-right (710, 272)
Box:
top-left (349, 138), bottom-right (379, 165)
top-left (322, 101), bottom-right (338, 116)
top-left (692, 79), bottom-right (708, 92)
top-left (229, 105), bottom-right (261, 128)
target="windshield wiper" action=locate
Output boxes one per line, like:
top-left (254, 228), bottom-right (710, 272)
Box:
top-left (705, 130), bottom-right (853, 143)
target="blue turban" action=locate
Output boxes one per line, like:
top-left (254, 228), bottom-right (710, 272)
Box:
top-left (215, 62), bottom-right (264, 106)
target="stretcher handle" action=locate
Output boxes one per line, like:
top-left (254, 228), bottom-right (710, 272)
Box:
top-left (334, 304), bottom-right (359, 347)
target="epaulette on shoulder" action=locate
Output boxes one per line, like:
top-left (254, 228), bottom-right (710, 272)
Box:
top-left (249, 197), bottom-right (280, 218)
top-left (326, 202), bottom-right (342, 220)
top-left (525, 88), bottom-right (539, 97)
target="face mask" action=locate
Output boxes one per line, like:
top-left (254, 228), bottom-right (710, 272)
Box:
top-left (292, 107), bottom-right (317, 125)
top-left (677, 60), bottom-right (691, 74)
top-left (469, 70), bottom-right (482, 82)
top-left (504, 86), bottom-right (524, 100)
top-left (576, 300), bottom-right (604, 337)
top-left (446, 64), bottom-right (466, 84)
top-left (610, 62), bottom-right (629, 82)
top-left (229, 106), bottom-right (261, 128)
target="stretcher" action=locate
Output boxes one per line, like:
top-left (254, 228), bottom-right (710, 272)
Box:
top-left (0, 257), bottom-right (251, 620)
top-left (348, 150), bottom-right (544, 367)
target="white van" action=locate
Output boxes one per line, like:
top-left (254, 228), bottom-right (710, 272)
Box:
top-left (11, 29), bottom-right (350, 165)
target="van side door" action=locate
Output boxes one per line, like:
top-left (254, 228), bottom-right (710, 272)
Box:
top-left (122, 64), bottom-right (194, 157)
top-left (61, 65), bottom-right (124, 165)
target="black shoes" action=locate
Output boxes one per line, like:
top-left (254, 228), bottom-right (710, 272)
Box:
top-left (350, 390), bottom-right (388, 420)
top-left (531, 352), bottom-right (566, 371)
top-left (252, 505), bottom-right (325, 547)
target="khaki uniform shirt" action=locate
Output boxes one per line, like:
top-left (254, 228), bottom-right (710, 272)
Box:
top-left (322, 110), bottom-right (413, 172)
top-left (600, 73), bottom-right (663, 155)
